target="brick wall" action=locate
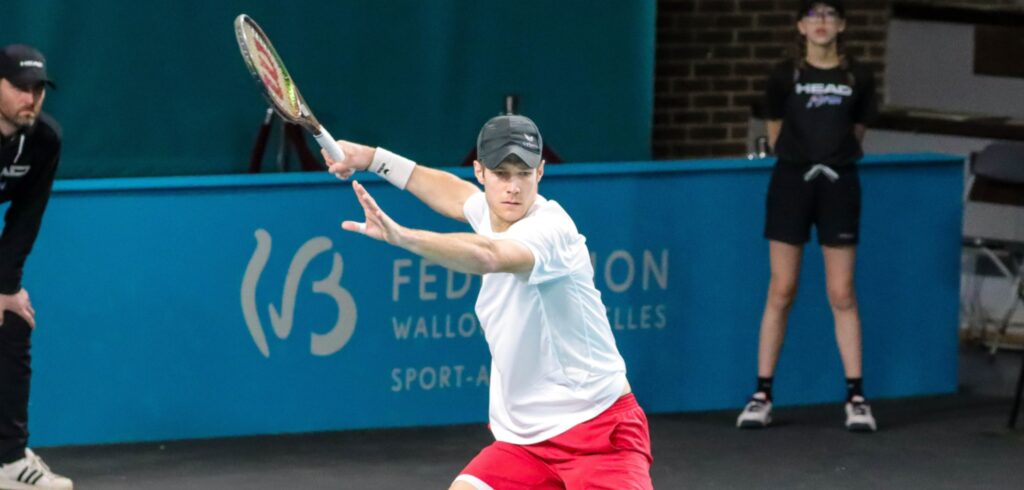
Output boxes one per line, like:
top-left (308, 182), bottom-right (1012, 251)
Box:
top-left (652, 0), bottom-right (1022, 159)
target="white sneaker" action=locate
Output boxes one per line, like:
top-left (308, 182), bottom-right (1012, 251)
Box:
top-left (0, 449), bottom-right (73, 490)
top-left (845, 398), bottom-right (877, 432)
top-left (736, 394), bottom-right (773, 428)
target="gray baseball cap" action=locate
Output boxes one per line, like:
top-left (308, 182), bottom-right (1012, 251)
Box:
top-left (476, 115), bottom-right (543, 169)
top-left (0, 44), bottom-right (56, 90)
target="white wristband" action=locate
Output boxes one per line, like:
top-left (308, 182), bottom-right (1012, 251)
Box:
top-left (368, 148), bottom-right (416, 190)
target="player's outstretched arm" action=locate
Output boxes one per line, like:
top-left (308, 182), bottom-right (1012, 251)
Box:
top-left (324, 142), bottom-right (478, 223)
top-left (342, 181), bottom-right (532, 275)
top-left (403, 165), bottom-right (479, 223)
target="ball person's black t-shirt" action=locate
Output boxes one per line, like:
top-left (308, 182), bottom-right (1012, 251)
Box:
top-left (765, 59), bottom-right (876, 167)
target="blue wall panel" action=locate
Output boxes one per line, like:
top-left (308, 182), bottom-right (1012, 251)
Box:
top-left (5, 154), bottom-right (962, 446)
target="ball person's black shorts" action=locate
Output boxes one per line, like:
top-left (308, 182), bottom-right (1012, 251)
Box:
top-left (764, 161), bottom-right (860, 246)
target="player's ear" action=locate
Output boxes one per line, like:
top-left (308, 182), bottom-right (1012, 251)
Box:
top-left (536, 160), bottom-right (545, 183)
top-left (473, 160), bottom-right (486, 185)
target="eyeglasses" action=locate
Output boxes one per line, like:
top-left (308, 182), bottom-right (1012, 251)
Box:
top-left (804, 9), bottom-right (841, 21)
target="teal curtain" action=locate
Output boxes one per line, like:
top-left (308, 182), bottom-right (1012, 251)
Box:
top-left (2, 0), bottom-right (655, 178)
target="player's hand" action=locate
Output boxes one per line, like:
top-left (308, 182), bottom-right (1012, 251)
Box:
top-left (342, 181), bottom-right (406, 246)
top-left (0, 288), bottom-right (36, 329)
top-left (322, 140), bottom-right (375, 180)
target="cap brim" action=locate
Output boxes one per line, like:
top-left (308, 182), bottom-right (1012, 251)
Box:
top-left (9, 74), bottom-right (56, 90)
top-left (481, 144), bottom-right (542, 169)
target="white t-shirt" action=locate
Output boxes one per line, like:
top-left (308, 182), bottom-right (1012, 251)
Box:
top-left (463, 192), bottom-right (628, 445)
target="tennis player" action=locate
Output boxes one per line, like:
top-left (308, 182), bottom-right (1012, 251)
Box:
top-left (323, 115), bottom-right (653, 489)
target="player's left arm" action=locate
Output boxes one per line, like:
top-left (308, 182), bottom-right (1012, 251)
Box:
top-left (324, 141), bottom-right (478, 223)
top-left (341, 181), bottom-right (533, 275)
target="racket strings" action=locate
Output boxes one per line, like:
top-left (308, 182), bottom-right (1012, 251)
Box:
top-left (244, 24), bottom-right (301, 118)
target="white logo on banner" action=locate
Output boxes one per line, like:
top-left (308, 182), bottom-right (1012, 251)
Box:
top-left (240, 229), bottom-right (357, 357)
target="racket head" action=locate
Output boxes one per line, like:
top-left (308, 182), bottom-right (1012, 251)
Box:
top-left (234, 14), bottom-right (317, 129)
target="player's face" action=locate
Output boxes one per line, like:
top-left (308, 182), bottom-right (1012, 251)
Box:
top-left (0, 78), bottom-right (45, 134)
top-left (797, 4), bottom-right (845, 47)
top-left (475, 159), bottom-right (545, 232)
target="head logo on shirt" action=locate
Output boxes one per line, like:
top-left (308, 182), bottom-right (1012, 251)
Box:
top-left (795, 83), bottom-right (852, 96)
top-left (806, 94), bottom-right (843, 108)
top-left (796, 83), bottom-right (851, 109)
top-left (1, 165), bottom-right (30, 178)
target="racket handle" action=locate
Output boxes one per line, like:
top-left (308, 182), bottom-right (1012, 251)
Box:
top-left (314, 128), bottom-right (346, 163)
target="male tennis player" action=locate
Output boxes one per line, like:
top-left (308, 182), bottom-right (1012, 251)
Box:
top-left (0, 45), bottom-right (72, 490)
top-left (323, 115), bottom-right (653, 489)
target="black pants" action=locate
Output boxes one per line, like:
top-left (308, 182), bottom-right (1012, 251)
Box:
top-left (764, 162), bottom-right (861, 246)
top-left (0, 311), bottom-right (31, 464)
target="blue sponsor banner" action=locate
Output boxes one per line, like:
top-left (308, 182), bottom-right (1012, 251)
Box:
top-left (9, 154), bottom-right (961, 446)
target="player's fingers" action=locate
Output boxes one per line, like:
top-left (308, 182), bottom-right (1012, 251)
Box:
top-left (329, 162), bottom-right (352, 175)
top-left (351, 181), bottom-right (370, 203)
top-left (353, 184), bottom-right (371, 206)
top-left (324, 151), bottom-right (356, 178)
top-left (377, 210), bottom-right (401, 235)
top-left (364, 205), bottom-right (383, 227)
top-left (357, 195), bottom-right (382, 225)
top-left (357, 185), bottom-right (381, 209)
top-left (363, 193), bottom-right (380, 212)
top-left (329, 166), bottom-right (354, 180)
top-left (341, 221), bottom-right (367, 234)
top-left (320, 148), bottom-right (337, 165)
top-left (376, 210), bottom-right (402, 244)
top-left (358, 203), bottom-right (378, 228)
top-left (355, 186), bottom-right (381, 214)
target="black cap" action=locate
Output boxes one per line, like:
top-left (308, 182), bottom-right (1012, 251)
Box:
top-left (476, 115), bottom-right (543, 169)
top-left (797, 0), bottom-right (845, 18)
top-left (0, 44), bottom-right (56, 90)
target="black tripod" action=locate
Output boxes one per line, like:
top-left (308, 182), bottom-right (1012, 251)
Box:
top-left (248, 108), bottom-right (321, 173)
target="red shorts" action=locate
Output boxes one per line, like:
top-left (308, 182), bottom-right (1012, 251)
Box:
top-left (455, 394), bottom-right (653, 490)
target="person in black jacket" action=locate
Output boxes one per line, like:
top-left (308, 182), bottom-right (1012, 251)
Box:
top-left (0, 44), bottom-right (72, 490)
top-left (736, 0), bottom-right (878, 432)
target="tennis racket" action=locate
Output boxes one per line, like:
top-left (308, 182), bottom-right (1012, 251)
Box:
top-left (234, 14), bottom-right (346, 166)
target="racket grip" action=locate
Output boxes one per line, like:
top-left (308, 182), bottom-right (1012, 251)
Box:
top-left (314, 128), bottom-right (346, 163)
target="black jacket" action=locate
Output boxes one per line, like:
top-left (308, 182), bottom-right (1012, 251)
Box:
top-left (0, 112), bottom-right (61, 294)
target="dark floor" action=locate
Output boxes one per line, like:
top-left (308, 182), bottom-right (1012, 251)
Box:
top-left (37, 346), bottom-right (1024, 489)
